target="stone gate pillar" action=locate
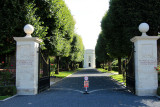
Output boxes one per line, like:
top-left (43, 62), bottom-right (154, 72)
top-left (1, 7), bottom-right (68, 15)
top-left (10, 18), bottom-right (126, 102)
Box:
top-left (14, 24), bottom-right (42, 95)
top-left (131, 23), bottom-right (160, 96)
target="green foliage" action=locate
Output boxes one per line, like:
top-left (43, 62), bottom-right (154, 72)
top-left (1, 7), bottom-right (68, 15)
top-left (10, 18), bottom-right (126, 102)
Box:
top-left (0, 0), bottom-right (48, 54)
top-left (100, 0), bottom-right (160, 58)
top-left (0, 70), bottom-right (16, 96)
top-left (0, 96), bottom-right (11, 100)
top-left (97, 68), bottom-right (118, 74)
top-left (95, 32), bottom-right (113, 65)
top-left (35, 0), bottom-right (75, 56)
top-left (50, 56), bottom-right (56, 64)
top-left (112, 60), bottom-right (118, 66)
top-left (70, 34), bottom-right (84, 62)
top-left (0, 0), bottom-right (84, 73)
top-left (110, 74), bottom-right (125, 85)
top-left (0, 86), bottom-right (16, 96)
top-left (111, 66), bottom-right (118, 71)
top-left (97, 68), bottom-right (108, 73)
top-left (24, 1), bottom-right (48, 48)
top-left (52, 70), bottom-right (76, 78)
top-left (0, 71), bottom-right (15, 85)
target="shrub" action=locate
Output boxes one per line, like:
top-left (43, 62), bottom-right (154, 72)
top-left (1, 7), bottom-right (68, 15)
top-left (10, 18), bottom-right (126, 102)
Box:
top-left (111, 66), bottom-right (118, 71)
top-left (0, 70), bottom-right (15, 86)
top-left (0, 70), bottom-right (16, 96)
top-left (0, 86), bottom-right (16, 96)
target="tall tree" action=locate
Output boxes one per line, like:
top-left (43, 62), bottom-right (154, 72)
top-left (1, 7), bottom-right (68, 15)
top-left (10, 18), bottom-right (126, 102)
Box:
top-left (95, 32), bottom-right (113, 70)
top-left (100, 0), bottom-right (160, 74)
top-left (69, 34), bottom-right (84, 70)
top-left (35, 0), bottom-right (75, 74)
top-left (0, 0), bottom-right (47, 55)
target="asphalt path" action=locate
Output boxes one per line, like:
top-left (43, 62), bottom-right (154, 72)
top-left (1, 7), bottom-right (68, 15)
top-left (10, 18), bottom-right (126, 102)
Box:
top-left (0, 68), bottom-right (160, 107)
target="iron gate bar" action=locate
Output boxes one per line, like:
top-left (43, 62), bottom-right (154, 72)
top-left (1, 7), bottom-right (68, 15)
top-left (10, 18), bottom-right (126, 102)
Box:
top-left (126, 44), bottom-right (135, 94)
top-left (38, 45), bottom-right (50, 93)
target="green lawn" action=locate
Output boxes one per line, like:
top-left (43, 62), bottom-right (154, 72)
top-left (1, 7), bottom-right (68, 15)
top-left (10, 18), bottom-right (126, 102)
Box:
top-left (0, 96), bottom-right (10, 100)
top-left (97, 68), bottom-right (125, 85)
top-left (110, 74), bottom-right (123, 83)
top-left (97, 68), bottom-right (107, 72)
top-left (97, 68), bottom-right (118, 74)
top-left (51, 68), bottom-right (82, 78)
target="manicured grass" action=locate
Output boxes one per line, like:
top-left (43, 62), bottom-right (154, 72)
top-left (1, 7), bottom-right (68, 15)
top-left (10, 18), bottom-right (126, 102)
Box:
top-left (53, 71), bottom-right (75, 78)
top-left (97, 68), bottom-right (118, 74)
top-left (97, 68), bottom-right (107, 72)
top-left (97, 68), bottom-right (125, 85)
top-left (0, 96), bottom-right (10, 100)
top-left (51, 68), bottom-right (82, 78)
top-left (110, 74), bottom-right (126, 85)
top-left (77, 68), bottom-right (83, 71)
top-left (110, 74), bottom-right (123, 83)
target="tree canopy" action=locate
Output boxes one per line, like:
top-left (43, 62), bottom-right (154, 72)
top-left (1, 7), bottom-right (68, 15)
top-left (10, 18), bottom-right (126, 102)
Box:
top-left (0, 0), bottom-right (84, 73)
top-left (0, 0), bottom-right (47, 54)
top-left (96, 0), bottom-right (160, 73)
top-left (100, 0), bottom-right (160, 57)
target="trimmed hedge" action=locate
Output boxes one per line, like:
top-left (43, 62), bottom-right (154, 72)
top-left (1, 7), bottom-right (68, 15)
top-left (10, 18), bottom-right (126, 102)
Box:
top-left (0, 86), bottom-right (16, 96)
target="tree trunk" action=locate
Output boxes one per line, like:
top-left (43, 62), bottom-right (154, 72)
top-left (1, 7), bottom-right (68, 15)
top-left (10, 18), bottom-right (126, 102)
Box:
top-left (66, 62), bottom-right (70, 71)
top-left (118, 57), bottom-right (122, 74)
top-left (55, 56), bottom-right (60, 74)
top-left (103, 61), bottom-right (105, 69)
top-left (71, 62), bottom-right (73, 70)
top-left (108, 61), bottom-right (112, 71)
top-left (73, 62), bottom-right (75, 70)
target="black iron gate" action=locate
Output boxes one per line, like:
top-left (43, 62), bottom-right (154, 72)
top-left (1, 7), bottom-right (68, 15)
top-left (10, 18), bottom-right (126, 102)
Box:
top-left (126, 46), bottom-right (135, 94)
top-left (38, 46), bottom-right (50, 93)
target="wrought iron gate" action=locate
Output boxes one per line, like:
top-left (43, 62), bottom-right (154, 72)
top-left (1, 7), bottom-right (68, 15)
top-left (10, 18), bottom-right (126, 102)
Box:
top-left (38, 46), bottom-right (50, 93)
top-left (126, 46), bottom-right (135, 94)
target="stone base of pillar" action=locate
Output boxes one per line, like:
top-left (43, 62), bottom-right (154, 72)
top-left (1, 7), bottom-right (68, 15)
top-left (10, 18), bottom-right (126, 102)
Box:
top-left (136, 88), bottom-right (157, 96)
top-left (17, 87), bottom-right (38, 95)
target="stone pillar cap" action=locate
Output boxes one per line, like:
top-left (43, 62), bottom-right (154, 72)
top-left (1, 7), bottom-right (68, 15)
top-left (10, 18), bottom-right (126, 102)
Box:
top-left (14, 37), bottom-right (42, 43)
top-left (139, 23), bottom-right (149, 36)
top-left (131, 36), bottom-right (160, 42)
top-left (24, 24), bottom-right (34, 37)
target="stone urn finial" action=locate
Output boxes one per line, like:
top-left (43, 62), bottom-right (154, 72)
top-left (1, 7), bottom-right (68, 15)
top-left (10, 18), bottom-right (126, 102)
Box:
top-left (138, 23), bottom-right (149, 36)
top-left (24, 24), bottom-right (34, 37)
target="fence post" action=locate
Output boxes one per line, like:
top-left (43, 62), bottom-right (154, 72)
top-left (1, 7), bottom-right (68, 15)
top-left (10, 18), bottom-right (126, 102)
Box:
top-left (130, 23), bottom-right (160, 96)
top-left (14, 24), bottom-right (42, 95)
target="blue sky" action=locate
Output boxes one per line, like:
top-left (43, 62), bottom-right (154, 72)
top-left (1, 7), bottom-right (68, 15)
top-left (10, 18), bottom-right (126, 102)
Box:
top-left (64, 0), bottom-right (109, 49)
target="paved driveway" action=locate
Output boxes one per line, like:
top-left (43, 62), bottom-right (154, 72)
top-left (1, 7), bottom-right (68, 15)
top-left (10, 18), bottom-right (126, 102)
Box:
top-left (0, 68), bottom-right (160, 107)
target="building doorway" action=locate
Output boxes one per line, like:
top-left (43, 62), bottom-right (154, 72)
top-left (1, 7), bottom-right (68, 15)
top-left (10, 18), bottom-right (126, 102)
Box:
top-left (89, 63), bottom-right (91, 67)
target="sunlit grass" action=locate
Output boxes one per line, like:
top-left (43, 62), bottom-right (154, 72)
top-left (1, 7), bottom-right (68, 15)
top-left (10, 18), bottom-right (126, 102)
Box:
top-left (0, 96), bottom-right (10, 100)
top-left (97, 68), bottom-right (118, 74)
top-left (50, 68), bottom-right (82, 78)
top-left (97, 68), bottom-right (125, 85)
top-left (53, 71), bottom-right (75, 78)
top-left (110, 74), bottom-right (123, 83)
top-left (110, 74), bottom-right (126, 85)
top-left (97, 68), bottom-right (107, 72)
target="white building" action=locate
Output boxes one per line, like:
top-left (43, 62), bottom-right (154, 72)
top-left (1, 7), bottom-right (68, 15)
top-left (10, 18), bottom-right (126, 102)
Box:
top-left (83, 49), bottom-right (95, 68)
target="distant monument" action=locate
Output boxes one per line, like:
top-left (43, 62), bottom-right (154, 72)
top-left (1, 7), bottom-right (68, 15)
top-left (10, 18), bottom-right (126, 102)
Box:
top-left (83, 49), bottom-right (95, 68)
